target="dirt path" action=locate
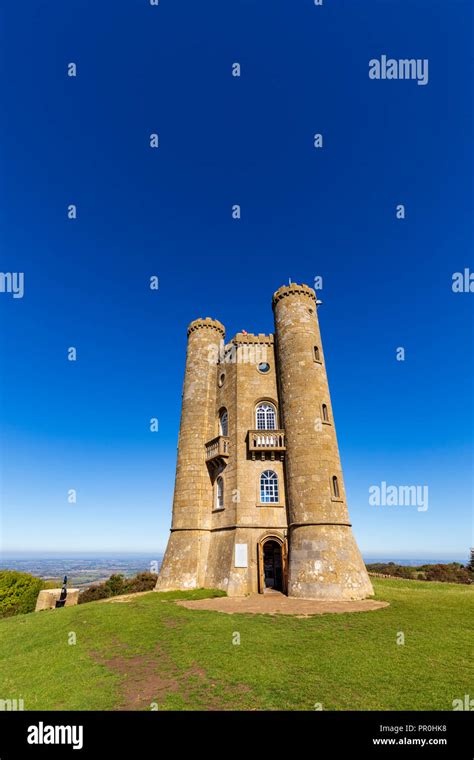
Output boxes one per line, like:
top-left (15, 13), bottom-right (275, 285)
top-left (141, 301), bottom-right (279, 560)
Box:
top-left (90, 641), bottom-right (252, 711)
top-left (97, 591), bottom-right (153, 603)
top-left (176, 593), bottom-right (388, 616)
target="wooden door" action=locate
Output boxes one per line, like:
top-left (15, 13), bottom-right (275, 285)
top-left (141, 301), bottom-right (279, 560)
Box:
top-left (281, 540), bottom-right (288, 594)
top-left (257, 542), bottom-right (264, 593)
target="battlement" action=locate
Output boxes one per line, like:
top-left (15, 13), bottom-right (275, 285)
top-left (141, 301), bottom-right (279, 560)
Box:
top-left (218, 333), bottom-right (273, 365)
top-left (230, 332), bottom-right (274, 346)
top-left (272, 283), bottom-right (316, 307)
top-left (187, 317), bottom-right (225, 337)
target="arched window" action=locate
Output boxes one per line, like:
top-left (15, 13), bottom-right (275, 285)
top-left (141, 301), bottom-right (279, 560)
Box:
top-left (332, 476), bottom-right (340, 499)
top-left (314, 346), bottom-right (320, 362)
top-left (322, 404), bottom-right (329, 422)
top-left (219, 409), bottom-right (228, 436)
top-left (260, 470), bottom-right (279, 503)
top-left (256, 403), bottom-right (276, 430)
top-left (216, 476), bottom-right (224, 509)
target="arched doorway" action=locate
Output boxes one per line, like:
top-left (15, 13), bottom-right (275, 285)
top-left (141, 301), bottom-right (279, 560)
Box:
top-left (257, 537), bottom-right (287, 594)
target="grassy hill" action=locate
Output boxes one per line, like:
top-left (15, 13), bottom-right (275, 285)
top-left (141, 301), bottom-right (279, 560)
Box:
top-left (0, 578), bottom-right (472, 711)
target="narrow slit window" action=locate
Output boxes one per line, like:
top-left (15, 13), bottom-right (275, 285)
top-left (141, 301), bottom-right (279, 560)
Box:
top-left (219, 409), bottom-right (228, 436)
top-left (322, 404), bottom-right (329, 422)
top-left (332, 476), bottom-right (340, 499)
top-left (314, 346), bottom-right (320, 362)
top-left (216, 477), bottom-right (224, 509)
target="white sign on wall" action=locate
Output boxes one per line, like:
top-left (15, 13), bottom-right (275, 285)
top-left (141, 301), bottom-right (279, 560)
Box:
top-left (234, 543), bottom-right (248, 568)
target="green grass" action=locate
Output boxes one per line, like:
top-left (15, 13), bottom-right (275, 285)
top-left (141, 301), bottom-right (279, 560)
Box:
top-left (0, 580), bottom-right (472, 711)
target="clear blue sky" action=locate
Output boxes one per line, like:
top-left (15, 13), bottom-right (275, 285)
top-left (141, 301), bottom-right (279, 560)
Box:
top-left (0, 0), bottom-right (472, 559)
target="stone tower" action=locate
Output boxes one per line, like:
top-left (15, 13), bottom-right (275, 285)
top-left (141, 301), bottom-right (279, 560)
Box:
top-left (272, 284), bottom-right (373, 599)
top-left (155, 318), bottom-right (224, 590)
top-left (156, 284), bottom-right (373, 601)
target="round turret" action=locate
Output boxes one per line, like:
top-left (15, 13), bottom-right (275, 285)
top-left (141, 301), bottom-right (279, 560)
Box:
top-left (273, 283), bottom-right (373, 600)
top-left (155, 316), bottom-right (225, 590)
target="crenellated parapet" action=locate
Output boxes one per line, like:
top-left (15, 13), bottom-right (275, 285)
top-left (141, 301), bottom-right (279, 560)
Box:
top-left (187, 317), bottom-right (225, 338)
top-left (272, 283), bottom-right (316, 308)
top-left (217, 333), bottom-right (274, 366)
top-left (231, 333), bottom-right (274, 346)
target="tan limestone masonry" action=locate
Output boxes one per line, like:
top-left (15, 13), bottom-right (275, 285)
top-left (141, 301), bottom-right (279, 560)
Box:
top-left (35, 588), bottom-right (79, 611)
top-left (156, 285), bottom-right (374, 601)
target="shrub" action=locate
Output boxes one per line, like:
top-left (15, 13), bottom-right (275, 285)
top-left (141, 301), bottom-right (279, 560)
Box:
top-left (122, 572), bottom-right (157, 594)
top-left (366, 562), bottom-right (472, 584)
top-left (79, 571), bottom-right (158, 604)
top-left (104, 574), bottom-right (125, 595)
top-left (423, 564), bottom-right (471, 584)
top-left (78, 585), bottom-right (111, 604)
top-left (0, 571), bottom-right (44, 618)
top-left (43, 579), bottom-right (62, 589)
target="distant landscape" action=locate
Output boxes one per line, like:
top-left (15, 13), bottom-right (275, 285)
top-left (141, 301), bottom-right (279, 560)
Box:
top-left (0, 552), bottom-right (469, 589)
top-left (0, 554), bottom-right (163, 589)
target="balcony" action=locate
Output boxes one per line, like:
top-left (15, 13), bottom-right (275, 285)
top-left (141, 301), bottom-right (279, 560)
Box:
top-left (205, 435), bottom-right (230, 465)
top-left (247, 430), bottom-right (286, 461)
